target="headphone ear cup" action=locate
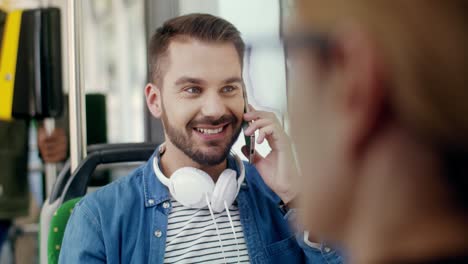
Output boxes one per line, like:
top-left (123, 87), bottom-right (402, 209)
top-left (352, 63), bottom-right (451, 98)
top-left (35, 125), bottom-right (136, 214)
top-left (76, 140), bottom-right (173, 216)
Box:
top-left (170, 167), bottom-right (215, 209)
top-left (211, 169), bottom-right (238, 212)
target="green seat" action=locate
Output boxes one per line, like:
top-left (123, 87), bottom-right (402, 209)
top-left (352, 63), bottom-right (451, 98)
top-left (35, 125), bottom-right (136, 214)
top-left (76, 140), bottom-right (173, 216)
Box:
top-left (47, 198), bottom-right (81, 264)
top-left (39, 143), bottom-right (157, 263)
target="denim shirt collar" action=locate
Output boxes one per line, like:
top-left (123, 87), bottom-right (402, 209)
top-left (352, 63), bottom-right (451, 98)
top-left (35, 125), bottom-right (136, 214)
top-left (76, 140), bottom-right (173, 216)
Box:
top-left (142, 149), bottom-right (170, 207)
top-left (142, 145), bottom-right (242, 208)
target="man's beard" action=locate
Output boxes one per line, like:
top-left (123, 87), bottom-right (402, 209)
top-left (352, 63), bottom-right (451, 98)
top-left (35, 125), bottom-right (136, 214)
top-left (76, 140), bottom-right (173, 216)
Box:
top-left (161, 103), bottom-right (242, 166)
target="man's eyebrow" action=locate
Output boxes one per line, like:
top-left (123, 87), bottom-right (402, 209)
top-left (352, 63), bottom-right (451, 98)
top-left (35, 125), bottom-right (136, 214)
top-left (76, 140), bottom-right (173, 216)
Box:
top-left (174, 76), bottom-right (243, 86)
top-left (174, 77), bottom-right (206, 86)
top-left (222, 77), bottom-right (243, 84)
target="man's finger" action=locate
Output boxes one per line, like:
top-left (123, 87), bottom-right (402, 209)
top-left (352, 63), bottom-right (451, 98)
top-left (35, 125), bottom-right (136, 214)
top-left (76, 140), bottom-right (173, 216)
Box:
top-left (52, 129), bottom-right (66, 138)
top-left (38, 127), bottom-right (48, 141)
top-left (43, 155), bottom-right (62, 163)
top-left (42, 142), bottom-right (61, 150)
top-left (244, 110), bottom-right (277, 122)
top-left (257, 125), bottom-right (275, 144)
top-left (243, 119), bottom-right (273, 136)
top-left (43, 147), bottom-right (67, 162)
top-left (47, 146), bottom-right (67, 156)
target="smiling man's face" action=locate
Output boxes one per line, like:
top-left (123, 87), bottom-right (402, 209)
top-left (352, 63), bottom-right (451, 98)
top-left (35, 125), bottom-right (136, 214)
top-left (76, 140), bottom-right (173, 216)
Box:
top-left (157, 38), bottom-right (245, 166)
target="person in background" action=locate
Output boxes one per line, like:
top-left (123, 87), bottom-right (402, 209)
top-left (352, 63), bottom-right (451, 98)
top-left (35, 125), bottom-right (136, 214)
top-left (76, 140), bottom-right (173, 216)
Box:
top-left (0, 120), bottom-right (66, 262)
top-left (0, 120), bottom-right (30, 252)
top-left (287, 0), bottom-right (468, 263)
top-left (38, 93), bottom-right (109, 186)
top-left (37, 127), bottom-right (67, 164)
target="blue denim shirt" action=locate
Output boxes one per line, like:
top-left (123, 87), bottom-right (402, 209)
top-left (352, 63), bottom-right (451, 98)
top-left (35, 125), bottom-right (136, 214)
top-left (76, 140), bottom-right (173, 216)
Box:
top-left (59, 150), bottom-right (343, 263)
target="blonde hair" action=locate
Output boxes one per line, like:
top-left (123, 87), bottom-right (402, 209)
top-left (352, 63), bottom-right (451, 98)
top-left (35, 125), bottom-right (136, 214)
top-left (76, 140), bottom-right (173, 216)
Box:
top-left (298, 1), bottom-right (468, 150)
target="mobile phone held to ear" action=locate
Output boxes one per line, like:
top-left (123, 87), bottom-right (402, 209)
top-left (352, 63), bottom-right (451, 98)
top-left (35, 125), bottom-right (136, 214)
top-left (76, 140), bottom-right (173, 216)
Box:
top-left (243, 92), bottom-right (255, 164)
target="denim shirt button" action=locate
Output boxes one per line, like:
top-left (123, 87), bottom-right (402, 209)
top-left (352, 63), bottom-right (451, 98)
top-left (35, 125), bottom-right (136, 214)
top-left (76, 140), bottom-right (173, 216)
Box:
top-left (148, 199), bottom-right (155, 205)
top-left (324, 247), bottom-right (331, 253)
top-left (163, 202), bottom-right (170, 209)
top-left (154, 230), bottom-right (162, 238)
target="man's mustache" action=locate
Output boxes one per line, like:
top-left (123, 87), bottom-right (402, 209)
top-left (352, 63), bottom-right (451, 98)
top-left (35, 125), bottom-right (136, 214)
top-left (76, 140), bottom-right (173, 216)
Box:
top-left (188, 115), bottom-right (238, 128)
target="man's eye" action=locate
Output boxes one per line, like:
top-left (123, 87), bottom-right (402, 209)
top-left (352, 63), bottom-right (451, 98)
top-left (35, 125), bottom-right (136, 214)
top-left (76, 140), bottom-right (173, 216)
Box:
top-left (185, 87), bottom-right (201, 94)
top-left (222, 86), bottom-right (237, 93)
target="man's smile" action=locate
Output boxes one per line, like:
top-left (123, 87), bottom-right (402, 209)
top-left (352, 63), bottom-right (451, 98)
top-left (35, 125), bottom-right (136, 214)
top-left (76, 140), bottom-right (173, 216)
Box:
top-left (192, 122), bottom-right (231, 140)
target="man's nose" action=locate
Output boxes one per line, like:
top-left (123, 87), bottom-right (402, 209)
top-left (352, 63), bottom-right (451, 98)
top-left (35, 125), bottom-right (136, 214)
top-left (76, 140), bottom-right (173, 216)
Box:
top-left (200, 93), bottom-right (227, 119)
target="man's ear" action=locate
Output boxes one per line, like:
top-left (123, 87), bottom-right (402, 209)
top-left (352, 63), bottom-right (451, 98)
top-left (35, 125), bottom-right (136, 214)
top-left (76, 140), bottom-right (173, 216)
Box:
top-left (332, 22), bottom-right (387, 155)
top-left (145, 83), bottom-right (163, 118)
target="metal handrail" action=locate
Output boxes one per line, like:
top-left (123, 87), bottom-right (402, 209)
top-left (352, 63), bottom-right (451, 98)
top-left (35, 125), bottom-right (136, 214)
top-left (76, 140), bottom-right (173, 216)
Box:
top-left (67, 0), bottom-right (87, 174)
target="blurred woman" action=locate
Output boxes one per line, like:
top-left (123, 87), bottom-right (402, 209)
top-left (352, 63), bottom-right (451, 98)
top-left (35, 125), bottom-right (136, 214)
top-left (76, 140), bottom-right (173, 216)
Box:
top-left (287, 1), bottom-right (468, 263)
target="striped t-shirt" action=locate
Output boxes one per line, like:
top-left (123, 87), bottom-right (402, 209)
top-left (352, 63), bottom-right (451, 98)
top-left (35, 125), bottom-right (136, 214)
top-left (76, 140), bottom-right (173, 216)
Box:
top-left (164, 198), bottom-right (250, 263)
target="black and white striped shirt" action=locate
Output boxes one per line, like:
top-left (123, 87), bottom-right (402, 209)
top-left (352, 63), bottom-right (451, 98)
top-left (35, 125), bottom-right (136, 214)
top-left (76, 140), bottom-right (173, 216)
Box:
top-left (164, 198), bottom-right (250, 264)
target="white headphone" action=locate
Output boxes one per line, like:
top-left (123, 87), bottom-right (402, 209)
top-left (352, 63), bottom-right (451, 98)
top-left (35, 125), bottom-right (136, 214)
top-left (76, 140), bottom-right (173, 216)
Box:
top-left (153, 144), bottom-right (245, 212)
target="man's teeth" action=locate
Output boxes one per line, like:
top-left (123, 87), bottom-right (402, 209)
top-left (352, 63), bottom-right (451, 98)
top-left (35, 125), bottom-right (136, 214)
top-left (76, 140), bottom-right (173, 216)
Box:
top-left (196, 127), bottom-right (224, 134)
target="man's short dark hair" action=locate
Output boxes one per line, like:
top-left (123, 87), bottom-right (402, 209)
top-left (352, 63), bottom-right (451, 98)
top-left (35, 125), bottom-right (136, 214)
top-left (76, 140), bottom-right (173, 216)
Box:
top-left (148, 13), bottom-right (245, 84)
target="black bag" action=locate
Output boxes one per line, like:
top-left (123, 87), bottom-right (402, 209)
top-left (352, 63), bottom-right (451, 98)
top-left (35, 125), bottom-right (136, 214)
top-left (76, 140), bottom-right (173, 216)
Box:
top-left (0, 8), bottom-right (63, 121)
top-left (13, 8), bottom-right (64, 119)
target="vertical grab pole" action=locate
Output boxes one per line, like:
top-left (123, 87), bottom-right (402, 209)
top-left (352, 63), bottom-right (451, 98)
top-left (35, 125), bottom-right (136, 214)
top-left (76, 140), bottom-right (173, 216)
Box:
top-left (67, 0), bottom-right (87, 173)
top-left (40, 2), bottom-right (87, 262)
top-left (42, 0), bottom-right (55, 197)
top-left (44, 119), bottom-right (56, 195)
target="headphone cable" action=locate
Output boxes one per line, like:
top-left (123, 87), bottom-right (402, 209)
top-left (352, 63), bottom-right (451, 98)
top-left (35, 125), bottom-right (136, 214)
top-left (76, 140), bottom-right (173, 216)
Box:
top-left (225, 200), bottom-right (241, 263)
top-left (206, 194), bottom-right (228, 264)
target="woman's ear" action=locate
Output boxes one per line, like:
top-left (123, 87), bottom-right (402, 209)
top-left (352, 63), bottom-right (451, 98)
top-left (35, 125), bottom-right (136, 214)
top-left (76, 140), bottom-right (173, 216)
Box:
top-left (332, 22), bottom-right (387, 156)
top-left (145, 83), bottom-right (162, 118)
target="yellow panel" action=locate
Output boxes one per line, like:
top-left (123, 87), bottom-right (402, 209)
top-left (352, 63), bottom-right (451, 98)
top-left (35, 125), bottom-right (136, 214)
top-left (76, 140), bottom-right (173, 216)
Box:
top-left (0, 10), bottom-right (22, 121)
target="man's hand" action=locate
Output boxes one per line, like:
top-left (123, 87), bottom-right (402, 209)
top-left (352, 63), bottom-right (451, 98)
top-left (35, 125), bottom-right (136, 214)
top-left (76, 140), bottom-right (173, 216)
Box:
top-left (242, 105), bottom-right (299, 204)
top-left (38, 127), bottom-right (68, 163)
